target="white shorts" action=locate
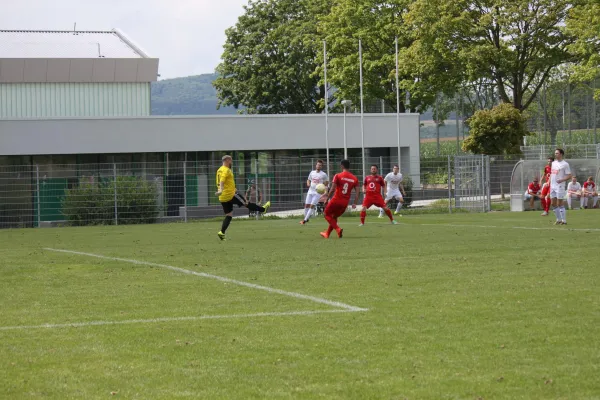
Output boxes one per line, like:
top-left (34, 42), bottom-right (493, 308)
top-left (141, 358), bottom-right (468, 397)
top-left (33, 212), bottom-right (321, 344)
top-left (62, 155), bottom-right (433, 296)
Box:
top-left (385, 190), bottom-right (403, 201)
top-left (305, 193), bottom-right (321, 206)
top-left (550, 187), bottom-right (565, 200)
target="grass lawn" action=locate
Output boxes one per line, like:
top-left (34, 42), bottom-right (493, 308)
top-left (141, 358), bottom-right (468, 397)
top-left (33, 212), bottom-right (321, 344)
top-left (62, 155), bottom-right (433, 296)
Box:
top-left (1, 211), bottom-right (599, 399)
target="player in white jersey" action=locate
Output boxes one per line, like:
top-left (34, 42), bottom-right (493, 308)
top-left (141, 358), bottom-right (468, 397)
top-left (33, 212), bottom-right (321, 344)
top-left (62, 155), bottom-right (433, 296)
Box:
top-left (379, 165), bottom-right (407, 218)
top-left (550, 148), bottom-right (572, 225)
top-left (300, 160), bottom-right (329, 225)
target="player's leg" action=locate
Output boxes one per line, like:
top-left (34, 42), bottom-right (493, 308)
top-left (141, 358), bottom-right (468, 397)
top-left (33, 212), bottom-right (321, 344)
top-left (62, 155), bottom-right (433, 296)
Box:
top-left (581, 194), bottom-right (588, 209)
top-left (301, 194), bottom-right (313, 224)
top-left (376, 197), bottom-right (394, 222)
top-left (593, 194), bottom-right (599, 208)
top-left (322, 203), bottom-right (341, 238)
top-left (359, 200), bottom-right (370, 226)
top-left (304, 194), bottom-right (319, 223)
top-left (550, 190), bottom-right (561, 223)
top-left (567, 193), bottom-right (573, 209)
top-left (540, 196), bottom-right (548, 215)
top-left (243, 192), bottom-right (270, 214)
top-left (557, 190), bottom-right (567, 224)
top-left (218, 201), bottom-right (234, 240)
top-left (395, 194), bottom-right (404, 214)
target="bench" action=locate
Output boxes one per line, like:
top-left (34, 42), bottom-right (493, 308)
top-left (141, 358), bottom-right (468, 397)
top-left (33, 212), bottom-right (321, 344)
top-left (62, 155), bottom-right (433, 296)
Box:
top-left (510, 193), bottom-right (580, 212)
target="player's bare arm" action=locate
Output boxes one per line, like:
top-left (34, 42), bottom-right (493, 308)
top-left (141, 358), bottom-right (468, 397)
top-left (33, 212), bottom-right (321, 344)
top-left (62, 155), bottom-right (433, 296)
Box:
top-left (399, 182), bottom-right (406, 196)
top-left (325, 182), bottom-right (337, 204)
top-left (216, 181), bottom-right (224, 196)
top-left (352, 186), bottom-right (360, 209)
top-left (306, 179), bottom-right (311, 188)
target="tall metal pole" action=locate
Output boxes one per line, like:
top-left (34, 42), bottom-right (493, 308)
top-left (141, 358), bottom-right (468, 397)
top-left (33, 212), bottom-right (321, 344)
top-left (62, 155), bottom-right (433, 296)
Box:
top-left (455, 93), bottom-right (460, 154)
top-left (359, 39), bottom-right (366, 180)
top-left (343, 105), bottom-right (348, 159)
top-left (568, 82), bottom-right (572, 143)
top-left (254, 159), bottom-right (260, 221)
top-left (593, 79), bottom-right (597, 143)
top-left (183, 161), bottom-right (188, 223)
top-left (35, 164), bottom-right (40, 227)
top-left (395, 37), bottom-right (401, 169)
top-left (323, 41), bottom-right (330, 178)
top-left (113, 163), bottom-right (118, 226)
top-left (447, 155), bottom-right (452, 214)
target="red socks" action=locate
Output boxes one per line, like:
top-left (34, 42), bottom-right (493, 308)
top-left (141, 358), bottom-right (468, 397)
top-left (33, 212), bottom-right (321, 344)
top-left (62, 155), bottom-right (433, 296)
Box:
top-left (385, 208), bottom-right (393, 221)
top-left (360, 211), bottom-right (366, 224)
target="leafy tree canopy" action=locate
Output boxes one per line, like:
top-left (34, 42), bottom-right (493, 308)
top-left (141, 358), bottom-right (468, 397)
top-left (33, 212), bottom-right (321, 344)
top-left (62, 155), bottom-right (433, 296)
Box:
top-left (463, 103), bottom-right (530, 154)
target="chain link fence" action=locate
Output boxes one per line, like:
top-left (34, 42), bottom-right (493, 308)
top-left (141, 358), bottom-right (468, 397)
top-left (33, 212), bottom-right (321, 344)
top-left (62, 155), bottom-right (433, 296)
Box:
top-left (0, 155), bottom-right (520, 229)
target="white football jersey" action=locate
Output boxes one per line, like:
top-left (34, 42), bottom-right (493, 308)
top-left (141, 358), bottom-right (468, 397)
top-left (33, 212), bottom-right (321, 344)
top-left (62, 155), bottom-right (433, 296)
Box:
top-left (307, 170), bottom-right (329, 194)
top-left (567, 182), bottom-right (581, 192)
top-left (384, 172), bottom-right (403, 192)
top-left (550, 160), bottom-right (571, 189)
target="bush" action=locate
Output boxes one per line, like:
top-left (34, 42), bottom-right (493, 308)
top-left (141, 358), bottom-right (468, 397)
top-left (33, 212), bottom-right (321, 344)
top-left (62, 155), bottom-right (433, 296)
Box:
top-left (62, 177), bottom-right (160, 226)
top-left (463, 103), bottom-right (530, 155)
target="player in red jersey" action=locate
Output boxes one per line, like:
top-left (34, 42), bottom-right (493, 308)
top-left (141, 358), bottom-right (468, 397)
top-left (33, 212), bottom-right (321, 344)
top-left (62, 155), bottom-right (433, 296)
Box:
top-left (582, 176), bottom-right (598, 209)
top-left (320, 160), bottom-right (360, 239)
top-left (542, 157), bottom-right (554, 184)
top-left (540, 181), bottom-right (551, 216)
top-left (359, 165), bottom-right (396, 226)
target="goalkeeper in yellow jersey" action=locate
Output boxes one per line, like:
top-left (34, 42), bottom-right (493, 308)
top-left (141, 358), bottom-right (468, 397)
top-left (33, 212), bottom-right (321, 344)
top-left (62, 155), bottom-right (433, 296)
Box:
top-left (215, 155), bottom-right (270, 240)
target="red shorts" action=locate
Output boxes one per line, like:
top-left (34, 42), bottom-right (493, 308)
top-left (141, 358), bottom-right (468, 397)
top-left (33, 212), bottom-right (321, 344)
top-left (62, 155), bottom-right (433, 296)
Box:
top-left (362, 196), bottom-right (386, 209)
top-left (325, 201), bottom-right (348, 219)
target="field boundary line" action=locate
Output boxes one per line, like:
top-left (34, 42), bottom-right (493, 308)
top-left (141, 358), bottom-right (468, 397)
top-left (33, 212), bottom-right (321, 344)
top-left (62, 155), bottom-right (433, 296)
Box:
top-left (0, 310), bottom-right (359, 331)
top-left (44, 248), bottom-right (368, 312)
top-left (398, 222), bottom-right (600, 232)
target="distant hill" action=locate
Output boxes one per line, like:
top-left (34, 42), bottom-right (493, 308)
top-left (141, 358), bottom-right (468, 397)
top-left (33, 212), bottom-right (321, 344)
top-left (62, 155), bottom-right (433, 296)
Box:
top-left (151, 74), bottom-right (239, 115)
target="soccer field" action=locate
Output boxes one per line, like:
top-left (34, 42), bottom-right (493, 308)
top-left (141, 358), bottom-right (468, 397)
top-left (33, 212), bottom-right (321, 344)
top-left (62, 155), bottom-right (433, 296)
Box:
top-left (1, 212), bottom-right (599, 399)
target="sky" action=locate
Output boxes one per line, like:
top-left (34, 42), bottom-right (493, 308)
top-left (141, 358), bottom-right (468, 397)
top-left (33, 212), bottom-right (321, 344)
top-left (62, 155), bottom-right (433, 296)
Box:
top-left (0, 0), bottom-right (248, 79)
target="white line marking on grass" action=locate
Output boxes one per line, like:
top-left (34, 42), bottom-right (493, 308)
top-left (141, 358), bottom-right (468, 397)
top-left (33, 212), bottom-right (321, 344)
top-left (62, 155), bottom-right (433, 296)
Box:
top-left (398, 222), bottom-right (600, 232)
top-left (43, 248), bottom-right (368, 312)
top-left (0, 309), bottom-right (363, 331)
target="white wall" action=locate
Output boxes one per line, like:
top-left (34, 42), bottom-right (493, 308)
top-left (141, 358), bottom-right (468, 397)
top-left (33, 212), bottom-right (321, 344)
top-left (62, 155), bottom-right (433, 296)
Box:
top-left (0, 113), bottom-right (418, 153)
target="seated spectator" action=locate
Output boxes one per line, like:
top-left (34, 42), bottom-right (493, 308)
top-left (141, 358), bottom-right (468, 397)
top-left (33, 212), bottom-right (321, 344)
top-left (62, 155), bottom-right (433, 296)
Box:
top-left (582, 176), bottom-right (598, 209)
top-left (540, 181), bottom-right (550, 216)
top-left (524, 178), bottom-right (542, 209)
top-left (245, 182), bottom-right (263, 217)
top-left (566, 176), bottom-right (582, 210)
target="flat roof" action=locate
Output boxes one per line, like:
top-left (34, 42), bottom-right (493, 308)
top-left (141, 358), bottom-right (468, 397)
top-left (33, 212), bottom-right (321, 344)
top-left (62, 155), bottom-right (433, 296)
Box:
top-left (0, 29), bottom-right (148, 59)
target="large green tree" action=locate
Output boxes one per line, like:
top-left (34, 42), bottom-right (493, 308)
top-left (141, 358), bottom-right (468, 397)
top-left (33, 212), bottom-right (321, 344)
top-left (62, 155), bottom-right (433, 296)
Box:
top-left (319, 0), bottom-right (461, 113)
top-left (406, 0), bottom-right (583, 111)
top-left (566, 0), bottom-right (600, 99)
top-left (214, 0), bottom-right (329, 114)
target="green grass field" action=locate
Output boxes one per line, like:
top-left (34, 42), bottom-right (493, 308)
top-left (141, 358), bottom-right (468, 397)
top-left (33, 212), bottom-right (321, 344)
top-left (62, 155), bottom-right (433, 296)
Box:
top-left (1, 211), bottom-right (600, 399)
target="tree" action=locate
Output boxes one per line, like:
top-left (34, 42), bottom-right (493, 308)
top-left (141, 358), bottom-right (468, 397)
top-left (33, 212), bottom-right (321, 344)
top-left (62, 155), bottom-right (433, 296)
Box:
top-left (463, 103), bottom-right (530, 154)
top-left (406, 0), bottom-right (582, 111)
top-left (319, 0), bottom-right (461, 113)
top-left (566, 0), bottom-right (600, 99)
top-left (214, 0), bottom-right (329, 114)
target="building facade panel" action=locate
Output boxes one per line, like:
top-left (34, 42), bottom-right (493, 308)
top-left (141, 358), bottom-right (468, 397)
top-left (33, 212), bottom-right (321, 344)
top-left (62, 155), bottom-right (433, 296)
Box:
top-left (0, 82), bottom-right (150, 118)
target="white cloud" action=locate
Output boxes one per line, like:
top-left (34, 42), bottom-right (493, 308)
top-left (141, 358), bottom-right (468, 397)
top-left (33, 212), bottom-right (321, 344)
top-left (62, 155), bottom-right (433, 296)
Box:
top-left (0, 0), bottom-right (248, 79)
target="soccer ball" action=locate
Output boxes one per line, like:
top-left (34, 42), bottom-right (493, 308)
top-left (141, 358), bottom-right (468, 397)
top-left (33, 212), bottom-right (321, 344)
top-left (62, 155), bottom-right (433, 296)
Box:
top-left (316, 183), bottom-right (327, 194)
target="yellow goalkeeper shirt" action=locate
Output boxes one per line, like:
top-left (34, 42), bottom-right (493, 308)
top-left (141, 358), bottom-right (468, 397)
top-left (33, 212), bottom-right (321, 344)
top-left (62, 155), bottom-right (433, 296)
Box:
top-left (216, 166), bottom-right (236, 202)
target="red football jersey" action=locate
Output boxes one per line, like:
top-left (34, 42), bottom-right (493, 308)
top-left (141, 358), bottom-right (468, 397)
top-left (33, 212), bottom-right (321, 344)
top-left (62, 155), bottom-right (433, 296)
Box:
top-left (584, 181), bottom-right (596, 191)
top-left (544, 165), bottom-right (551, 182)
top-left (528, 182), bottom-right (541, 194)
top-left (363, 175), bottom-right (385, 197)
top-left (332, 171), bottom-right (359, 203)
top-left (541, 183), bottom-right (550, 196)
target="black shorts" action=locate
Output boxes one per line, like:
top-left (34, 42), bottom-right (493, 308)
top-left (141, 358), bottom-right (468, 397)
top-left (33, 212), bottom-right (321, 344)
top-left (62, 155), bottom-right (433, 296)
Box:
top-left (221, 192), bottom-right (246, 214)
